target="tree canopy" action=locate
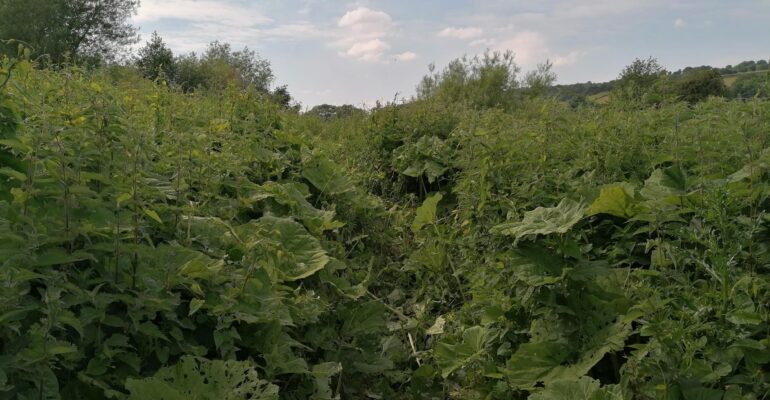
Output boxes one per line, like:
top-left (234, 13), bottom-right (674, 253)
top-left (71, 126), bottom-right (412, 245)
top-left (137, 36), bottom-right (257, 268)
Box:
top-left (613, 56), bottom-right (666, 102)
top-left (175, 41), bottom-right (274, 93)
top-left (673, 68), bottom-right (726, 104)
top-left (0, 0), bottom-right (139, 64)
top-left (417, 51), bottom-right (522, 109)
top-left (137, 32), bottom-right (176, 81)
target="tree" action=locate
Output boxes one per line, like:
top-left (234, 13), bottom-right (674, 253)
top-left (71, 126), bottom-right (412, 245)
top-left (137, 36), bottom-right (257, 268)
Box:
top-left (202, 41), bottom-right (273, 92)
top-left (175, 41), bottom-right (274, 93)
top-left (613, 57), bottom-right (666, 103)
top-left (307, 104), bottom-right (365, 120)
top-left (174, 52), bottom-right (207, 92)
top-left (137, 32), bottom-right (175, 81)
top-left (417, 50), bottom-right (521, 109)
top-left (523, 60), bottom-right (557, 98)
top-left (730, 72), bottom-right (770, 99)
top-left (269, 85), bottom-right (293, 108)
top-left (0, 0), bottom-right (139, 65)
top-left (673, 69), bottom-right (726, 103)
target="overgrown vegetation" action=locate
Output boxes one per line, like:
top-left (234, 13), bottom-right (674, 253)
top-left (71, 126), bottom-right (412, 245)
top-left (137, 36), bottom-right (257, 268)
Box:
top-left (1, 21), bottom-right (770, 400)
top-left (0, 0), bottom-right (139, 65)
top-left (554, 57), bottom-right (770, 105)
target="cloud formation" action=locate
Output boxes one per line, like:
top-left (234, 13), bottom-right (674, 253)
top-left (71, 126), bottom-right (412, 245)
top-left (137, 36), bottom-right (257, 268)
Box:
top-left (135, 0), bottom-right (271, 27)
top-left (395, 51), bottom-right (418, 61)
top-left (338, 7), bottom-right (392, 31)
top-left (335, 6), bottom-right (414, 63)
top-left (343, 39), bottom-right (390, 62)
top-left (438, 27), bottom-right (483, 40)
top-left (674, 17), bottom-right (687, 28)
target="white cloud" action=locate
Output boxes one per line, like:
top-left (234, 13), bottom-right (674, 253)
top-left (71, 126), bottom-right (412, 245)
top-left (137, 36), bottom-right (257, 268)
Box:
top-left (395, 51), bottom-right (418, 61)
top-left (674, 17), bottom-right (687, 28)
top-left (335, 7), bottom-right (413, 63)
top-left (263, 22), bottom-right (323, 41)
top-left (343, 39), bottom-right (391, 63)
top-left (552, 50), bottom-right (583, 66)
top-left (560, 0), bottom-right (664, 19)
top-left (134, 1), bottom-right (325, 53)
top-left (134, 0), bottom-right (272, 27)
top-left (470, 38), bottom-right (497, 47)
top-left (494, 31), bottom-right (584, 68)
top-left (438, 27), bottom-right (484, 40)
top-left (494, 31), bottom-right (549, 66)
top-left (338, 7), bottom-right (393, 34)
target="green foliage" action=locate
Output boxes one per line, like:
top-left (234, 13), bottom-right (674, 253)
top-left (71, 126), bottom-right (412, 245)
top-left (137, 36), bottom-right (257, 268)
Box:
top-left (435, 326), bottom-right (495, 378)
top-left (529, 377), bottom-right (625, 400)
top-left (306, 104), bottom-right (365, 120)
top-left (125, 357), bottom-right (279, 400)
top-left (588, 185), bottom-right (635, 218)
top-left (412, 192), bottom-right (443, 233)
top-left (613, 57), bottom-right (666, 103)
top-left (137, 32), bottom-right (176, 82)
top-left (3, 48), bottom-right (770, 400)
top-left (175, 41), bottom-right (273, 93)
top-left (523, 60), bottom-right (557, 98)
top-left (417, 50), bottom-right (521, 109)
top-left (491, 199), bottom-right (587, 244)
top-left (673, 69), bottom-right (727, 103)
top-left (0, 0), bottom-right (139, 64)
top-left (730, 71), bottom-right (770, 99)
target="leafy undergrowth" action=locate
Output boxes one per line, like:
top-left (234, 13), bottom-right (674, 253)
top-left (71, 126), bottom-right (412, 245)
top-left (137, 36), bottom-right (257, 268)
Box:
top-left (1, 58), bottom-right (770, 399)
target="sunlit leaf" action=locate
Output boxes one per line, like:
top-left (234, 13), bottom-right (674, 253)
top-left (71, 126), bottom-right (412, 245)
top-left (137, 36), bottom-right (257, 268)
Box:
top-left (412, 192), bottom-right (443, 233)
top-left (492, 199), bottom-right (587, 244)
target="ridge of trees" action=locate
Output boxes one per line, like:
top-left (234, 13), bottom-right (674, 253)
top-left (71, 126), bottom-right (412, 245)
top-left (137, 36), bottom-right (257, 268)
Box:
top-left (553, 57), bottom-right (769, 105)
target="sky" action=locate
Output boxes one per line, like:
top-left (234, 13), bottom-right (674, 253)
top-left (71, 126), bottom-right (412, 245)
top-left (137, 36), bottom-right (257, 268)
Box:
top-left (132, 0), bottom-right (770, 108)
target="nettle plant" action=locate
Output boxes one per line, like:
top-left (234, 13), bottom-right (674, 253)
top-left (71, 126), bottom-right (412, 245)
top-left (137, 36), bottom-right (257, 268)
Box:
top-left (0, 58), bottom-right (411, 400)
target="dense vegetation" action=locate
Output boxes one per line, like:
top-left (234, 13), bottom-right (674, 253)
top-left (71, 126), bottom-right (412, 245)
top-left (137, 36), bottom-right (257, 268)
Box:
top-left (553, 57), bottom-right (770, 105)
top-left (2, 47), bottom-right (770, 399)
top-left (1, 7), bottom-right (770, 398)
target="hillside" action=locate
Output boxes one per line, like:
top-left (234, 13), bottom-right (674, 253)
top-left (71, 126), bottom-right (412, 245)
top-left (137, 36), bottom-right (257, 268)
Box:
top-left (553, 58), bottom-right (770, 104)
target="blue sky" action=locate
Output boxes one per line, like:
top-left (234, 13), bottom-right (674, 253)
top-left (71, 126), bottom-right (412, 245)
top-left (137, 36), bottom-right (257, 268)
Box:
top-left (132, 0), bottom-right (770, 107)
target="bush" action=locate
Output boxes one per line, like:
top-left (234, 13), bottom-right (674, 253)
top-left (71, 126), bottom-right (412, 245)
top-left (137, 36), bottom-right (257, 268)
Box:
top-left (730, 72), bottom-right (770, 99)
top-left (417, 50), bottom-right (521, 110)
top-left (673, 68), bottom-right (726, 103)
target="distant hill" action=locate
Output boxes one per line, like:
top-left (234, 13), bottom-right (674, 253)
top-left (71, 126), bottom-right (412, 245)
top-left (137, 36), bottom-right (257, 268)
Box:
top-left (552, 58), bottom-right (770, 104)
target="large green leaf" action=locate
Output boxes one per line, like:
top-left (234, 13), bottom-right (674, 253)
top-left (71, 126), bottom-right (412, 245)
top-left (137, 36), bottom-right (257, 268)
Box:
top-left (640, 167), bottom-right (688, 203)
top-left (125, 357), bottom-right (279, 400)
top-left (250, 181), bottom-right (343, 234)
top-left (311, 362), bottom-right (342, 400)
top-left (396, 136), bottom-right (450, 183)
top-left (681, 386), bottom-right (725, 400)
top-left (412, 192), bottom-right (443, 233)
top-left (506, 320), bottom-right (631, 388)
top-left (529, 376), bottom-right (626, 400)
top-left (492, 199), bottom-right (587, 245)
top-left (506, 341), bottom-right (570, 387)
top-left (435, 326), bottom-right (495, 378)
top-left (587, 185), bottom-right (635, 218)
top-left (247, 216), bottom-right (330, 282)
top-left (340, 301), bottom-right (387, 337)
top-left (302, 154), bottom-right (354, 195)
top-left (508, 244), bottom-right (566, 287)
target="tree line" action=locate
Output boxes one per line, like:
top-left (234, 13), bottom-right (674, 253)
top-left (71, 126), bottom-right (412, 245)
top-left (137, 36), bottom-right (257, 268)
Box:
top-left (0, 0), bottom-right (766, 112)
top-left (0, 0), bottom-right (295, 108)
top-left (555, 57), bottom-right (770, 106)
